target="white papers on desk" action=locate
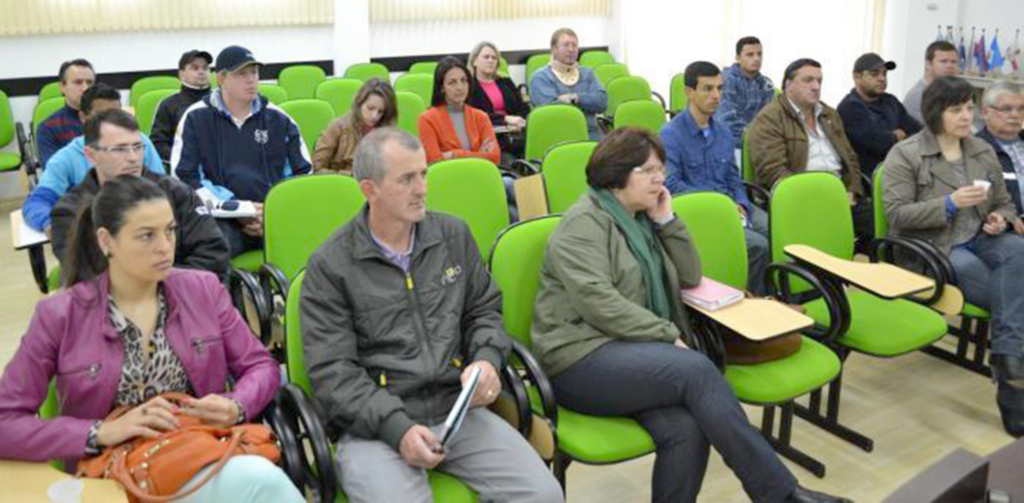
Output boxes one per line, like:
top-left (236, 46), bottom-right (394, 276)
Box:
top-left (13, 210), bottom-right (49, 249)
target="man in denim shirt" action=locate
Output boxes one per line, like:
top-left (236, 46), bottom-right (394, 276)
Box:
top-left (661, 61), bottom-right (769, 294)
top-left (716, 36), bottom-right (776, 146)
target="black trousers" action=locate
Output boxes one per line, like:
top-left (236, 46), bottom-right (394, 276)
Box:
top-left (551, 340), bottom-right (797, 503)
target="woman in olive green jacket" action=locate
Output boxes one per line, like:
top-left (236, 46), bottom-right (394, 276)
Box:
top-left (531, 128), bottom-right (849, 503)
top-left (883, 76), bottom-right (1024, 437)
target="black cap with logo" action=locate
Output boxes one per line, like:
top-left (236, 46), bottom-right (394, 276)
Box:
top-left (215, 46), bottom-right (262, 73)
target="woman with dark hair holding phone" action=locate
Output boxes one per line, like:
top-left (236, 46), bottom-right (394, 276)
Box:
top-left (884, 75), bottom-right (1024, 437)
top-left (418, 56), bottom-right (500, 165)
top-left (0, 176), bottom-right (303, 501)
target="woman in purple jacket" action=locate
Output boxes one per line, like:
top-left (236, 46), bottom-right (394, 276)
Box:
top-left (0, 175), bottom-right (303, 502)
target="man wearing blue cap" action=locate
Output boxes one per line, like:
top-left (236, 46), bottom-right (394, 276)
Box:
top-left (172, 45), bottom-right (311, 257)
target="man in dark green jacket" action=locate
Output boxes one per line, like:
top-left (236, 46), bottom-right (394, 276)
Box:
top-left (300, 128), bottom-right (561, 503)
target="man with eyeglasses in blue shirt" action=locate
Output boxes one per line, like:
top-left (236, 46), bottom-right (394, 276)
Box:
top-left (979, 82), bottom-right (1024, 215)
top-left (49, 108), bottom-right (228, 281)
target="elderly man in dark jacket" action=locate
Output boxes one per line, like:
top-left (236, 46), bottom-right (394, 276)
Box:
top-left (300, 128), bottom-right (561, 503)
top-left (978, 81), bottom-right (1024, 214)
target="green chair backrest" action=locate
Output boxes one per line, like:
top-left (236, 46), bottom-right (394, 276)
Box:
top-left (425, 158), bottom-right (509, 262)
top-left (135, 88), bottom-right (177, 135)
top-left (579, 51), bottom-right (615, 69)
top-left (0, 90), bottom-right (15, 148)
top-left (498, 57), bottom-right (510, 78)
top-left (408, 61), bottom-right (438, 75)
top-left (672, 192), bottom-right (748, 289)
top-left (872, 164), bottom-right (888, 238)
top-left (264, 175), bottom-right (366, 282)
top-left (394, 73), bottom-right (433, 108)
top-left (488, 215), bottom-right (562, 346)
top-left (315, 78), bottom-right (363, 117)
top-left (129, 76), bottom-right (180, 108)
top-left (541, 141), bottom-right (597, 213)
top-left (769, 172), bottom-right (855, 264)
top-left (33, 97), bottom-right (66, 137)
top-left (38, 82), bottom-right (62, 102)
top-left (524, 104), bottom-right (588, 162)
top-left (285, 271), bottom-right (313, 394)
top-left (278, 65), bottom-right (326, 101)
top-left (257, 83), bottom-right (289, 105)
top-left (594, 63), bottom-right (630, 89)
top-left (741, 129), bottom-right (754, 183)
top-left (669, 73), bottom-right (689, 114)
top-left (344, 62), bottom-right (390, 83)
top-left (606, 75), bottom-right (652, 117)
top-left (396, 91), bottom-right (426, 136)
top-left (613, 99), bottom-right (666, 133)
top-left (525, 54), bottom-right (552, 86)
top-left (279, 99), bottom-right (335, 151)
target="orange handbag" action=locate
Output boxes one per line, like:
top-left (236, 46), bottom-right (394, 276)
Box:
top-left (76, 392), bottom-right (281, 503)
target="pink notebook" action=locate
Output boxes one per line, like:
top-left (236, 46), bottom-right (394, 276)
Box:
top-left (680, 277), bottom-right (744, 311)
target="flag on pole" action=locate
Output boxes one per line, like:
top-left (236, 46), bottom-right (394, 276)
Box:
top-left (936, 25), bottom-right (945, 41)
top-left (958, 34), bottom-right (968, 72)
top-left (975, 31), bottom-right (987, 73)
top-left (990, 32), bottom-right (1005, 73)
top-left (1009, 30), bottom-right (1021, 73)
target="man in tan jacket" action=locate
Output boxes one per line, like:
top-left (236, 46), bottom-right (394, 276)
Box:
top-left (748, 58), bottom-right (871, 247)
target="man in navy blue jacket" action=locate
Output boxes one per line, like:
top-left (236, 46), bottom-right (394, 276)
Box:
top-left (661, 61), bottom-right (769, 294)
top-left (172, 46), bottom-right (311, 257)
top-left (837, 53), bottom-right (921, 176)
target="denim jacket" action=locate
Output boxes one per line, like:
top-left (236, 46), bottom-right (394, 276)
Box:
top-left (661, 110), bottom-right (751, 212)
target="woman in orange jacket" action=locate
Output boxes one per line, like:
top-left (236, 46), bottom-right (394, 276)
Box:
top-left (418, 56), bottom-right (501, 165)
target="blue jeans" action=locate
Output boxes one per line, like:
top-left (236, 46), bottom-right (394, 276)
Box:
top-left (746, 205), bottom-right (770, 296)
top-left (217, 219), bottom-right (263, 258)
top-left (949, 232), bottom-right (1024, 357)
top-left (551, 341), bottom-right (797, 503)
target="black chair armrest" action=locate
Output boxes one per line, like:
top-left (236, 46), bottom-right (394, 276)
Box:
top-left (651, 91), bottom-right (667, 111)
top-left (229, 266), bottom-right (272, 346)
top-left (509, 339), bottom-right (558, 427)
top-left (500, 361), bottom-right (532, 438)
top-left (868, 236), bottom-right (948, 305)
top-left (684, 311), bottom-right (727, 371)
top-left (765, 262), bottom-right (850, 345)
top-left (597, 115), bottom-right (613, 134)
top-left (258, 262), bottom-right (290, 309)
top-left (255, 396), bottom-right (304, 490)
top-left (510, 159), bottom-right (540, 177)
top-left (275, 383), bottom-right (336, 503)
top-left (743, 181), bottom-right (770, 211)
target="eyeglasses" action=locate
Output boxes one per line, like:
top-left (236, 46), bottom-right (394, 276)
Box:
top-left (91, 142), bottom-right (145, 155)
top-left (633, 164), bottom-right (667, 178)
top-left (992, 105), bottom-right (1024, 115)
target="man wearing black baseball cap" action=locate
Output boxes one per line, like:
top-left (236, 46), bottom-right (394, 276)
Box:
top-left (837, 52), bottom-right (921, 175)
top-left (172, 45), bottom-right (311, 257)
top-left (151, 49), bottom-right (213, 160)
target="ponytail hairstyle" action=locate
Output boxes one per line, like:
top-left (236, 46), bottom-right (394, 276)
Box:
top-left (63, 175), bottom-right (169, 286)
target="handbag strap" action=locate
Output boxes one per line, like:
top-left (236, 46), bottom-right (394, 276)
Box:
top-left (111, 428), bottom-right (246, 503)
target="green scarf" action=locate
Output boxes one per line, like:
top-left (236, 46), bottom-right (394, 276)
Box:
top-left (591, 188), bottom-right (672, 320)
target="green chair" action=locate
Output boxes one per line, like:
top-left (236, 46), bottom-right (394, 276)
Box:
top-left (278, 271), bottom-right (541, 502)
top-left (33, 97), bottom-right (66, 135)
top-left (871, 165), bottom-right (992, 377)
top-left (673, 192), bottom-right (842, 477)
top-left (525, 54), bottom-right (552, 89)
top-left (260, 175), bottom-right (366, 311)
top-left (612, 99), bottom-right (666, 133)
top-left (129, 76), bottom-right (180, 108)
top-left (769, 172), bottom-right (949, 454)
top-left (344, 62), bottom-right (390, 83)
top-left (425, 158), bottom-right (509, 262)
top-left (488, 215), bottom-right (657, 489)
top-left (395, 73), bottom-right (433, 107)
top-left (278, 65), bottom-right (327, 101)
top-left (541, 141), bottom-right (597, 214)
top-left (579, 50), bottom-right (615, 69)
top-left (498, 57), bottom-right (510, 78)
top-left (741, 129), bottom-right (754, 183)
top-left (38, 82), bottom-right (62, 102)
top-left (408, 61), bottom-right (439, 75)
top-left (523, 105), bottom-right (588, 165)
top-left (669, 73), bottom-right (689, 115)
top-left (258, 84), bottom-right (290, 106)
top-left (606, 76), bottom-right (652, 118)
top-left (279, 99), bottom-right (335, 151)
top-left (594, 63), bottom-right (629, 89)
top-left (0, 90), bottom-right (22, 172)
top-left (315, 78), bottom-right (363, 117)
top-left (135, 89), bottom-right (177, 136)
top-left (396, 92), bottom-right (426, 136)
